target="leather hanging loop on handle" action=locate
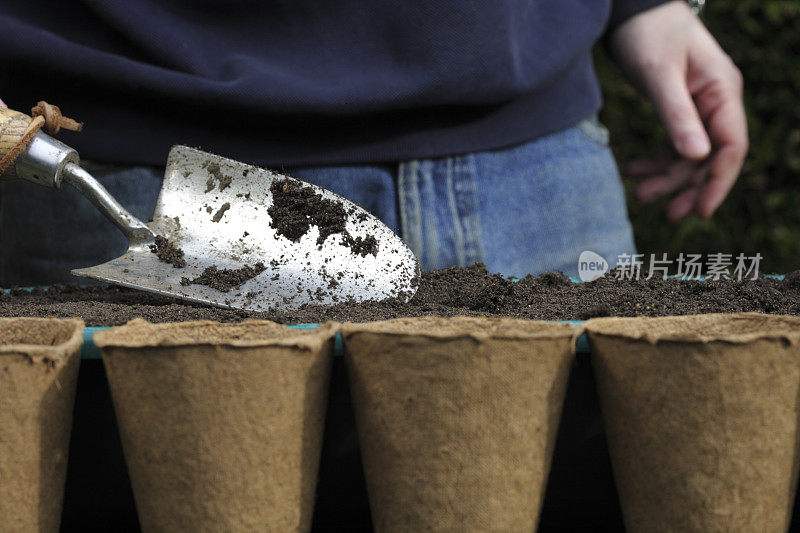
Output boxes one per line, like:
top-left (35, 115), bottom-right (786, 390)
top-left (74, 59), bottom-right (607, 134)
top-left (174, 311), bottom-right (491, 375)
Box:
top-left (0, 102), bottom-right (83, 179)
top-left (31, 101), bottom-right (83, 135)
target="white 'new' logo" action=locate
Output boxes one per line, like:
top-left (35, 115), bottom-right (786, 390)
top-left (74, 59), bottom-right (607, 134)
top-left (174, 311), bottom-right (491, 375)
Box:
top-left (577, 250), bottom-right (609, 282)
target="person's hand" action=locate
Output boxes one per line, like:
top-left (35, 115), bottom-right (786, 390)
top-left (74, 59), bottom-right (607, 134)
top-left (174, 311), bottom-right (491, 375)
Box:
top-left (609, 1), bottom-right (747, 222)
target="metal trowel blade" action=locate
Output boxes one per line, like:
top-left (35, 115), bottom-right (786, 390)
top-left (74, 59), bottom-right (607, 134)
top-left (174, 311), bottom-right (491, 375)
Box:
top-left (72, 145), bottom-right (420, 312)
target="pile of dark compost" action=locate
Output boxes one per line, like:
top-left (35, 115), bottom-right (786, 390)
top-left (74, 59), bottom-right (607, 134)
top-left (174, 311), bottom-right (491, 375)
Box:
top-left (1, 264), bottom-right (798, 327)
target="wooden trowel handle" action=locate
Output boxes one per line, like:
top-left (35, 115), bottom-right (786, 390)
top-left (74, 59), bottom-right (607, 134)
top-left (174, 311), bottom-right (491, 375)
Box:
top-left (0, 106), bottom-right (36, 180)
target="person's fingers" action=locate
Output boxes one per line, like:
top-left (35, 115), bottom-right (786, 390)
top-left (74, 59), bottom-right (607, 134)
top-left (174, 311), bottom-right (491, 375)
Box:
top-left (645, 67), bottom-right (712, 160)
top-left (635, 159), bottom-right (699, 201)
top-left (0, 98), bottom-right (6, 108)
top-left (696, 145), bottom-right (747, 218)
top-left (624, 150), bottom-right (674, 178)
top-left (667, 186), bottom-right (702, 223)
top-left (693, 77), bottom-right (748, 217)
top-left (625, 158), bottom-right (668, 178)
top-left (636, 174), bottom-right (688, 202)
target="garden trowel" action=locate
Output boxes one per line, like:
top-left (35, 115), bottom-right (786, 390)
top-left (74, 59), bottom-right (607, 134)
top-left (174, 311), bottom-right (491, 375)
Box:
top-left (0, 104), bottom-right (419, 311)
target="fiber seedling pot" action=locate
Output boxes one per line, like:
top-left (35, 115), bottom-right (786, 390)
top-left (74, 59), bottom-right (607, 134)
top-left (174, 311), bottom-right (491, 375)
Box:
top-left (585, 313), bottom-right (800, 533)
top-left (0, 317), bottom-right (84, 533)
top-left (342, 316), bottom-right (580, 532)
top-left (94, 319), bottom-right (338, 532)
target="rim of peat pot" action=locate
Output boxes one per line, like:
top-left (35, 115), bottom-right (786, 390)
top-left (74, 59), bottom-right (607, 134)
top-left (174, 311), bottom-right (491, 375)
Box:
top-left (82, 322), bottom-right (590, 358)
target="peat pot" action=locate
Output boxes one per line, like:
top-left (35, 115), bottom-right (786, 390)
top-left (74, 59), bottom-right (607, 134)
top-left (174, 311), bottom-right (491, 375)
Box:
top-left (342, 316), bottom-right (581, 532)
top-left (0, 317), bottom-right (84, 533)
top-left (586, 313), bottom-right (800, 533)
top-left (94, 319), bottom-right (338, 533)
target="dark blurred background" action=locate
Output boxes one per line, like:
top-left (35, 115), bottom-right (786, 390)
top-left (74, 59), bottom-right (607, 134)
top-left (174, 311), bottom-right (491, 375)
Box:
top-left (597, 0), bottom-right (800, 274)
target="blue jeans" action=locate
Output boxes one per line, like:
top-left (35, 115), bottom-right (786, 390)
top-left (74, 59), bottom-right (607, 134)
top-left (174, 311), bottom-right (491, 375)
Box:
top-left (0, 117), bottom-right (634, 285)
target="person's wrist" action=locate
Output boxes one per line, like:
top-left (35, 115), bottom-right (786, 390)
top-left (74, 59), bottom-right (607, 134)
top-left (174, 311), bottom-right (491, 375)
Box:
top-left (608, 1), bottom-right (697, 62)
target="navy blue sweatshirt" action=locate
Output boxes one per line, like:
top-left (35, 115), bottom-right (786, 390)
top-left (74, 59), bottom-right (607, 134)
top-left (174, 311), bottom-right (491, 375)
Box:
top-left (0, 1), bottom-right (666, 167)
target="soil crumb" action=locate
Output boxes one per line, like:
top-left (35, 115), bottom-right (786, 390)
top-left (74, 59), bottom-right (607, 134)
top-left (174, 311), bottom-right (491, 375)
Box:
top-left (342, 232), bottom-right (378, 257)
top-left (206, 162), bottom-right (233, 191)
top-left (180, 262), bottom-right (266, 292)
top-left (2, 263), bottom-right (799, 327)
top-left (149, 235), bottom-right (186, 268)
top-left (268, 178), bottom-right (378, 255)
top-left (212, 202), bottom-right (230, 223)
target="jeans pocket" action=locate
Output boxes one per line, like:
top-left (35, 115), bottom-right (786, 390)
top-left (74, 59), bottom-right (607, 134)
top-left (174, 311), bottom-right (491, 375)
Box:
top-left (576, 115), bottom-right (611, 147)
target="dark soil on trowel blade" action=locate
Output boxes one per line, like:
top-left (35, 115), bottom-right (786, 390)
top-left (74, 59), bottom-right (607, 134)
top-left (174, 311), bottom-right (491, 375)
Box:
top-left (149, 235), bottom-right (186, 268)
top-left (341, 233), bottom-right (379, 257)
top-left (205, 162), bottom-right (232, 191)
top-left (211, 202), bottom-right (230, 223)
top-left (268, 178), bottom-right (378, 257)
top-left (180, 262), bottom-right (266, 293)
top-left (1, 264), bottom-right (799, 327)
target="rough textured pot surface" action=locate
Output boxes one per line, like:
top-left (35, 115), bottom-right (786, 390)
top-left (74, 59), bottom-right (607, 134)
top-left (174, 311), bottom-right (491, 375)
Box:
top-left (586, 313), bottom-right (800, 533)
top-left (94, 319), bottom-right (338, 533)
top-left (342, 316), bottom-right (580, 532)
top-left (0, 317), bottom-right (84, 533)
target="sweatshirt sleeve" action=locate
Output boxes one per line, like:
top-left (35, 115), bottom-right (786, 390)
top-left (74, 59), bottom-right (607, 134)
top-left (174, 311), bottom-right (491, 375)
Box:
top-left (608, 0), bottom-right (673, 30)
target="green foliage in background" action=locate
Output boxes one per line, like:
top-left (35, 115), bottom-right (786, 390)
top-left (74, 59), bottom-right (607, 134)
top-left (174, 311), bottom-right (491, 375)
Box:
top-left (596, 0), bottom-right (800, 273)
